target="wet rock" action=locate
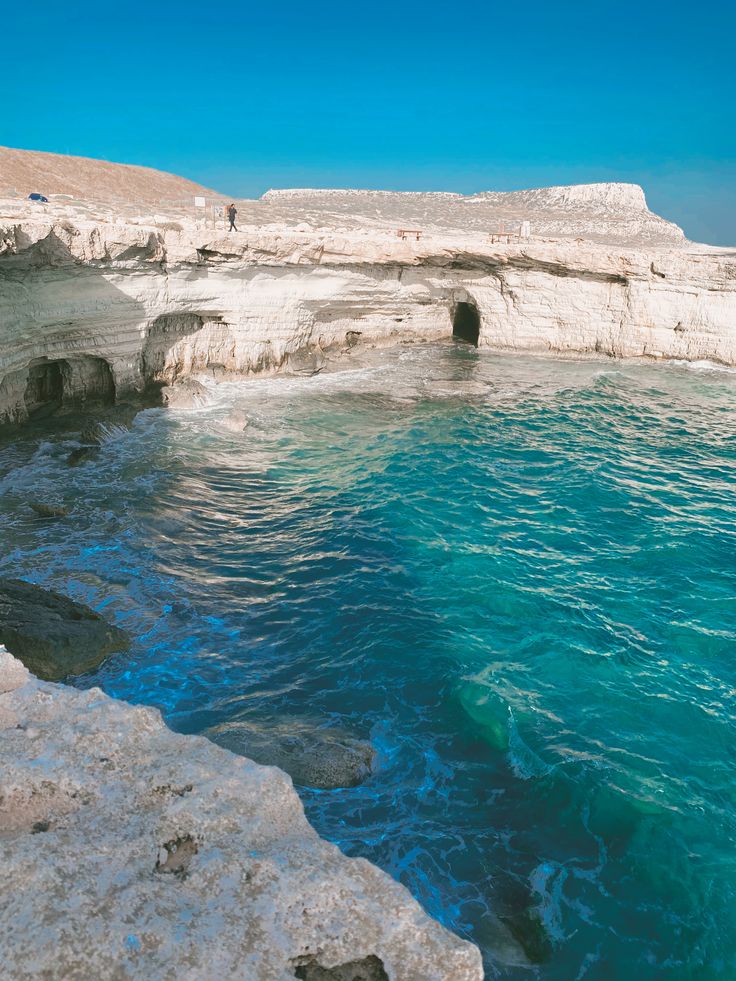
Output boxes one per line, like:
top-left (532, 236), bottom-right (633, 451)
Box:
top-left (28, 502), bottom-right (69, 519)
top-left (66, 445), bottom-right (99, 467)
top-left (0, 579), bottom-right (130, 681)
top-left (208, 720), bottom-right (375, 790)
top-left (219, 409), bottom-right (249, 433)
top-left (79, 424), bottom-right (103, 445)
top-left (160, 377), bottom-right (209, 409)
top-left (203, 362), bottom-right (230, 381)
top-left (287, 348), bottom-right (327, 376)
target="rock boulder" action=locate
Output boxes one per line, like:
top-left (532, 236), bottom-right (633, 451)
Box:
top-left (0, 579), bottom-right (129, 681)
top-left (209, 720), bottom-right (375, 790)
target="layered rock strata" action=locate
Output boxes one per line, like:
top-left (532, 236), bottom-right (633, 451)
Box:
top-left (0, 648), bottom-right (483, 980)
top-left (1, 204), bottom-right (734, 425)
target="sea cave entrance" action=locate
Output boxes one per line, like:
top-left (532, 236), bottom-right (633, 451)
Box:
top-left (24, 361), bottom-right (64, 417)
top-left (452, 301), bottom-right (480, 346)
top-left (23, 356), bottom-right (116, 418)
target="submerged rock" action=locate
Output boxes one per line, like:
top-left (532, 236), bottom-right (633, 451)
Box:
top-left (79, 424), bottom-right (104, 445)
top-left (0, 649), bottom-right (483, 980)
top-left (28, 502), bottom-right (69, 519)
top-left (209, 720), bottom-right (375, 790)
top-left (65, 422), bottom-right (109, 466)
top-left (0, 578), bottom-right (129, 681)
top-left (66, 444), bottom-right (100, 466)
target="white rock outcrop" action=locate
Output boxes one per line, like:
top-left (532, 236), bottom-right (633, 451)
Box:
top-left (0, 648), bottom-right (483, 980)
top-left (1, 196), bottom-right (735, 425)
top-left (1, 162), bottom-right (735, 426)
top-left (259, 182), bottom-right (686, 244)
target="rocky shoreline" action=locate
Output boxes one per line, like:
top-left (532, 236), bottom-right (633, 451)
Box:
top-left (0, 645), bottom-right (483, 980)
top-left (2, 155), bottom-right (735, 978)
top-left (2, 182), bottom-right (735, 428)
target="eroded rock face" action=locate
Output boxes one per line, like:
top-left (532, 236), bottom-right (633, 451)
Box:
top-left (287, 347), bottom-right (328, 376)
top-left (0, 579), bottom-right (130, 681)
top-left (0, 650), bottom-right (483, 980)
top-left (1, 188), bottom-right (735, 427)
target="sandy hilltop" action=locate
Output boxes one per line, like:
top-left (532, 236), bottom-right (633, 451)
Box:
top-left (1, 146), bottom-right (735, 979)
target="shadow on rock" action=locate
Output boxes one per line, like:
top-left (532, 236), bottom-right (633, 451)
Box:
top-left (294, 954), bottom-right (388, 980)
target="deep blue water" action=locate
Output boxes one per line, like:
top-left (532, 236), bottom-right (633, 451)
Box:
top-left (2, 344), bottom-right (736, 978)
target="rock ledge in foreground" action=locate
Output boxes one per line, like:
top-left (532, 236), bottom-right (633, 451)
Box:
top-left (0, 647), bottom-right (483, 980)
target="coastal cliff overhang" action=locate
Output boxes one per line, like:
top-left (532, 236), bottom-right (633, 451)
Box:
top-left (0, 209), bottom-right (735, 432)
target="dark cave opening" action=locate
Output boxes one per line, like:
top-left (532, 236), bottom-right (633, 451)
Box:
top-left (452, 301), bottom-right (480, 346)
top-left (24, 361), bottom-right (64, 417)
top-left (23, 356), bottom-right (116, 419)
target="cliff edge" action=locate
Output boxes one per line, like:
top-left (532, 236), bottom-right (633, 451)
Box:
top-left (0, 149), bottom-right (734, 428)
top-left (0, 647), bottom-right (483, 980)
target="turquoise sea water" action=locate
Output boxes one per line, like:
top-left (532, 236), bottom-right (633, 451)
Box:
top-left (1, 343), bottom-right (736, 978)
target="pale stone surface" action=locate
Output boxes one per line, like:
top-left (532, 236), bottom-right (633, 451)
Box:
top-left (0, 648), bottom-right (483, 980)
top-left (0, 646), bottom-right (30, 693)
top-left (160, 376), bottom-right (211, 409)
top-left (258, 182), bottom-right (686, 245)
top-left (0, 155), bottom-right (735, 426)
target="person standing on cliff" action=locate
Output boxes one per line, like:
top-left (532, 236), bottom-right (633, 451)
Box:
top-left (227, 203), bottom-right (238, 232)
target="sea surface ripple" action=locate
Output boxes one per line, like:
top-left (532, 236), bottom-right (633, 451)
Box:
top-left (1, 343), bottom-right (735, 979)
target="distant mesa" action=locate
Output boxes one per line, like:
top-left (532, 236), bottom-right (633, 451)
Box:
top-left (0, 145), bottom-right (685, 246)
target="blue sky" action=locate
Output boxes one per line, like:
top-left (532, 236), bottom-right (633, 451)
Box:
top-left (4, 0), bottom-right (734, 243)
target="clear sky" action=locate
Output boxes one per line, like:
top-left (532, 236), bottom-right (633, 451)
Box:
top-left (4, 0), bottom-right (735, 243)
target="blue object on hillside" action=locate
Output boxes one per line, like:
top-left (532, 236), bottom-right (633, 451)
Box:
top-left (28, 193), bottom-right (48, 202)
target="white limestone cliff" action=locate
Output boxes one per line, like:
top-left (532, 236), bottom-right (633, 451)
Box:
top-left (0, 647), bottom-right (483, 980)
top-left (0, 194), bottom-right (734, 424)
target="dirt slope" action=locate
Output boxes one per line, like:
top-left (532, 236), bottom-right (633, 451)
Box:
top-left (0, 145), bottom-right (225, 207)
